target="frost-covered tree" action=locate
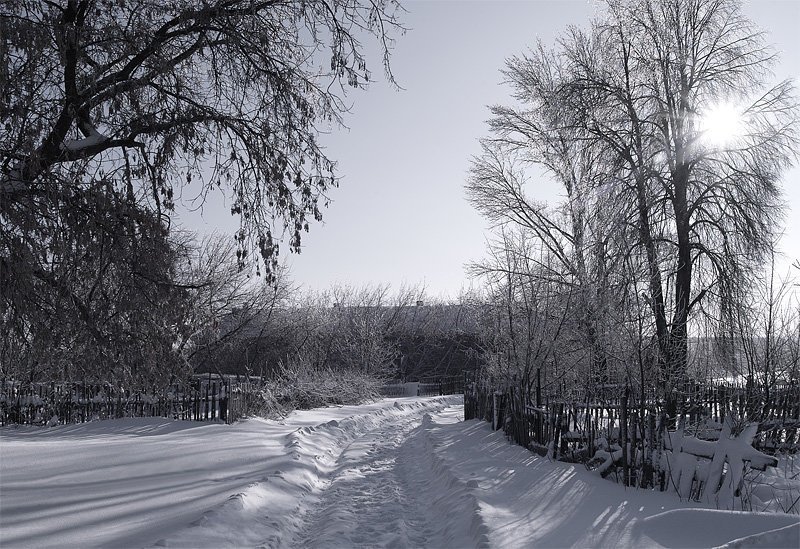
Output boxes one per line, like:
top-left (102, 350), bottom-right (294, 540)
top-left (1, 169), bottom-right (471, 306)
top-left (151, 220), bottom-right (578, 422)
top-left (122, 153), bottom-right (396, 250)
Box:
top-left (469, 0), bottom-right (799, 421)
top-left (565, 0), bottom-right (797, 418)
top-left (467, 228), bottom-right (577, 399)
top-left (467, 44), bottom-right (628, 391)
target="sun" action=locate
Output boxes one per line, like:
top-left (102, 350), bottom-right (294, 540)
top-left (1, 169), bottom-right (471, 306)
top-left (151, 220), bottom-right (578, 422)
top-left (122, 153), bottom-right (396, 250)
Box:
top-left (698, 102), bottom-right (744, 147)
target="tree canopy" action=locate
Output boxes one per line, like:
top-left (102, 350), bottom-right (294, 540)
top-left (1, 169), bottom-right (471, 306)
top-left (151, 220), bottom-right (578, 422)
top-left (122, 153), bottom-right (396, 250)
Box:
top-left (0, 0), bottom-right (402, 381)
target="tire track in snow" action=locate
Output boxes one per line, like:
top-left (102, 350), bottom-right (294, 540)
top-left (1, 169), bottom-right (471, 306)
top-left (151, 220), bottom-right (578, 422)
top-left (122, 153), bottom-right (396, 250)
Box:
top-left (290, 407), bottom-right (489, 549)
top-left (291, 414), bottom-right (435, 548)
top-left (152, 398), bottom-right (459, 549)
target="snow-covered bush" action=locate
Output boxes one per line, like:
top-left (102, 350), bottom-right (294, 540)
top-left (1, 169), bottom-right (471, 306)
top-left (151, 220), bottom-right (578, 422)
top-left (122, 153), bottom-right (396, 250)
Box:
top-left (231, 361), bottom-right (384, 420)
top-left (274, 361), bottom-right (384, 410)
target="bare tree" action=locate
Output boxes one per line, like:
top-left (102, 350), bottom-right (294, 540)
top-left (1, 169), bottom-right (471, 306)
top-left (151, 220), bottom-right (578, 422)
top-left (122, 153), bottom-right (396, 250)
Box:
top-left (175, 233), bottom-right (295, 376)
top-left (468, 43), bottom-right (631, 390)
top-left (324, 283), bottom-right (419, 376)
top-left (720, 246), bottom-right (800, 418)
top-left (469, 227), bottom-right (577, 400)
top-left (0, 0), bottom-right (402, 381)
top-left (563, 0), bottom-right (797, 418)
top-left (469, 0), bottom-right (798, 423)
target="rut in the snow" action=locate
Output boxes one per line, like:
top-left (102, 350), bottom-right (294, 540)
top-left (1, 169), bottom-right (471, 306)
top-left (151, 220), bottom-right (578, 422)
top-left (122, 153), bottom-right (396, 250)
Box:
top-left (291, 416), bottom-right (438, 548)
top-left (286, 408), bottom-right (489, 549)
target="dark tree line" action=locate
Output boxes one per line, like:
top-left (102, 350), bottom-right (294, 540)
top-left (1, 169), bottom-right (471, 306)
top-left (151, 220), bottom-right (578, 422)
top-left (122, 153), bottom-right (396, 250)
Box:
top-left (195, 285), bottom-right (485, 383)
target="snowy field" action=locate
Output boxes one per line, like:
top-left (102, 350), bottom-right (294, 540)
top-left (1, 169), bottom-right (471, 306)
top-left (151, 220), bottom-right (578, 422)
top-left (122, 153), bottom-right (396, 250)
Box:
top-left (1, 396), bottom-right (798, 548)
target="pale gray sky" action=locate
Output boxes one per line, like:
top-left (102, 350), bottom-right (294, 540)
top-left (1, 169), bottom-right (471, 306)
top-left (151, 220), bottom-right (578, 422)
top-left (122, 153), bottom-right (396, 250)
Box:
top-left (177, 0), bottom-right (800, 298)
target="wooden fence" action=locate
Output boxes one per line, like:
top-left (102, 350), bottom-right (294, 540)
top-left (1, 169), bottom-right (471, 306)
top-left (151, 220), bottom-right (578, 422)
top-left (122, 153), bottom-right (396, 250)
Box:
top-left (0, 376), bottom-right (248, 426)
top-left (419, 374), bottom-right (464, 397)
top-left (464, 372), bottom-right (800, 489)
top-left (1, 373), bottom-right (465, 427)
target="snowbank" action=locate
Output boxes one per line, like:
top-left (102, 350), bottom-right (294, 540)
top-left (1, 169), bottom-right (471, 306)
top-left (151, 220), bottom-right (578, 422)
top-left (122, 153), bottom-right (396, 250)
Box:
top-left (0, 396), bottom-right (458, 548)
top-left (423, 409), bottom-right (800, 548)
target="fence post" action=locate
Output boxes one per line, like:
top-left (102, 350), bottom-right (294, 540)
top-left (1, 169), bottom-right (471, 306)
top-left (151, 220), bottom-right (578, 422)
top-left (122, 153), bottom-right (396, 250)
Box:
top-left (536, 368), bottom-right (541, 408)
top-left (204, 383), bottom-right (210, 420)
top-left (211, 382), bottom-right (217, 421)
top-left (621, 383), bottom-right (629, 486)
top-left (463, 371), bottom-right (468, 420)
top-left (492, 392), bottom-right (497, 430)
top-left (221, 380), bottom-right (228, 424)
top-left (552, 403), bottom-right (562, 460)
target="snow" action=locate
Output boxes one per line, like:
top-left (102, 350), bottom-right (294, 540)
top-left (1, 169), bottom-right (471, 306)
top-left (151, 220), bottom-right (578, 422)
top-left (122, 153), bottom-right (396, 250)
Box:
top-left (1, 397), bottom-right (798, 548)
top-left (61, 126), bottom-right (107, 153)
top-left (425, 409), bottom-right (799, 548)
top-left (662, 418), bottom-right (779, 505)
top-left (0, 397), bottom-right (460, 548)
top-left (633, 509), bottom-right (800, 548)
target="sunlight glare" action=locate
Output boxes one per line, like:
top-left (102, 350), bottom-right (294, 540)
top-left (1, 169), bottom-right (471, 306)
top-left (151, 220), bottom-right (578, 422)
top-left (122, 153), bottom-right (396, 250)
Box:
top-left (699, 102), bottom-right (743, 147)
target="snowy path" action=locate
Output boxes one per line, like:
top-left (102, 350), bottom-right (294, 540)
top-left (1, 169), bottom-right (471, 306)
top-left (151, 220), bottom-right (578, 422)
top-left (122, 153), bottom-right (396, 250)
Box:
top-left (0, 397), bottom-right (461, 548)
top-left (286, 409), bottom-right (488, 549)
top-left (292, 415), bottom-right (438, 548)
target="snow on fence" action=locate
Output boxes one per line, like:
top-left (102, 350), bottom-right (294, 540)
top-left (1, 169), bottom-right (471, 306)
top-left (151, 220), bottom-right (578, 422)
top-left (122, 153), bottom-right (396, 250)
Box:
top-left (660, 419), bottom-right (777, 502)
top-left (0, 376), bottom-right (247, 426)
top-left (464, 372), bottom-right (799, 506)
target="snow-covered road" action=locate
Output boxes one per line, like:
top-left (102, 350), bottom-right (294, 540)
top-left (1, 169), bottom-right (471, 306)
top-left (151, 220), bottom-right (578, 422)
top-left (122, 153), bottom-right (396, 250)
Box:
top-left (274, 402), bottom-right (485, 549)
top-left (2, 396), bottom-right (798, 548)
top-left (294, 414), bottom-right (445, 548)
top-left (0, 396), bottom-right (467, 548)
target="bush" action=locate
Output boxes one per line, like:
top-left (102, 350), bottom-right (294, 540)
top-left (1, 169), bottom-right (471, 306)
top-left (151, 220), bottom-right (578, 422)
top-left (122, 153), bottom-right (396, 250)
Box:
top-left (234, 363), bottom-right (385, 420)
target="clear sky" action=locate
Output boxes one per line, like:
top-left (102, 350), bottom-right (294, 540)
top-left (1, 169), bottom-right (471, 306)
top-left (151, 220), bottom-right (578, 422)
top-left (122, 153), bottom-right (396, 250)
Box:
top-left (177, 0), bottom-right (800, 299)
